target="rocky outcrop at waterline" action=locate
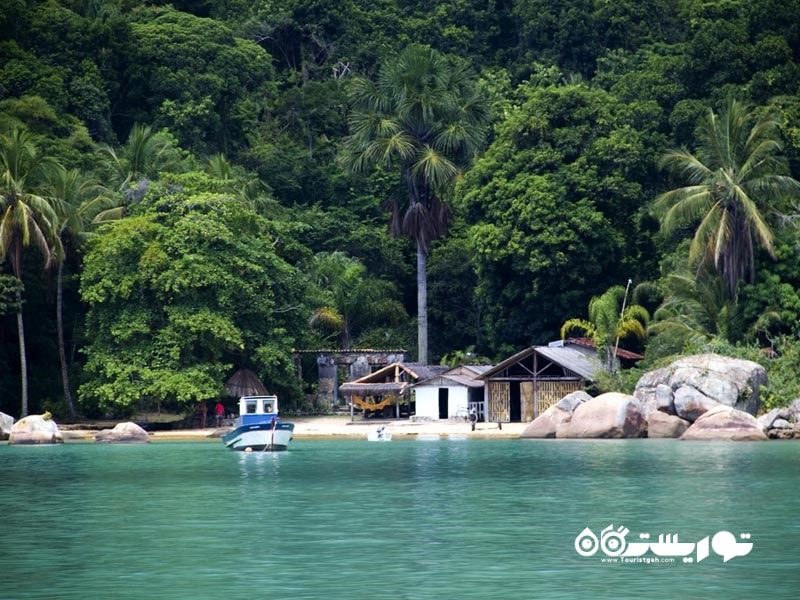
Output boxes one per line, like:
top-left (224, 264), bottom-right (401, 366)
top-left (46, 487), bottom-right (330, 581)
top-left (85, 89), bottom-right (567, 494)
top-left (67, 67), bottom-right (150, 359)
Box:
top-left (94, 421), bottom-right (151, 444)
top-left (646, 411), bottom-right (689, 438)
top-left (681, 405), bottom-right (768, 441)
top-left (521, 354), bottom-right (787, 441)
top-left (633, 354), bottom-right (766, 419)
top-left (8, 414), bottom-right (64, 445)
top-left (555, 392), bottom-right (647, 439)
top-left (520, 391), bottom-right (590, 438)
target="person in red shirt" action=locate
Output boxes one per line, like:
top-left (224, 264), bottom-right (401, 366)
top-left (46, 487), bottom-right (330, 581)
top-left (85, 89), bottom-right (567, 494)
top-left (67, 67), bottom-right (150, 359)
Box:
top-left (214, 401), bottom-right (225, 427)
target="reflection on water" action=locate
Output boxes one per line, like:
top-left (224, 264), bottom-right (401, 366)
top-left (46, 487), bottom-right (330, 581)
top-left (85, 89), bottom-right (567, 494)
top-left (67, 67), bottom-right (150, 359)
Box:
top-left (1, 439), bottom-right (799, 599)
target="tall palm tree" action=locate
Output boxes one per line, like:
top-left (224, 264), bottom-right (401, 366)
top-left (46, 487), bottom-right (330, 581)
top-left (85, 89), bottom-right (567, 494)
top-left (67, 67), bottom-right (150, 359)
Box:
top-left (561, 284), bottom-right (649, 372)
top-left (655, 98), bottom-right (800, 296)
top-left (0, 128), bottom-right (62, 416)
top-left (341, 45), bottom-right (490, 363)
top-left (41, 164), bottom-right (114, 419)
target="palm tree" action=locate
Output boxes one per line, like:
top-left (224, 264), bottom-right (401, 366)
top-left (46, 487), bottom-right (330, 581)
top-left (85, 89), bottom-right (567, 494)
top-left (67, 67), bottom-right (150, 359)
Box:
top-left (649, 269), bottom-right (745, 348)
top-left (308, 252), bottom-right (406, 349)
top-left (561, 284), bottom-right (649, 372)
top-left (341, 45), bottom-right (490, 363)
top-left (0, 128), bottom-right (62, 416)
top-left (655, 98), bottom-right (800, 296)
top-left (41, 164), bottom-right (114, 419)
top-left (98, 123), bottom-right (178, 201)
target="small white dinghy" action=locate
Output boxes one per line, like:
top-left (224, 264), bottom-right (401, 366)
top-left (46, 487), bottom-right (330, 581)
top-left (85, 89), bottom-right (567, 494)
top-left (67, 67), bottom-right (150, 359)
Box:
top-left (367, 425), bottom-right (392, 442)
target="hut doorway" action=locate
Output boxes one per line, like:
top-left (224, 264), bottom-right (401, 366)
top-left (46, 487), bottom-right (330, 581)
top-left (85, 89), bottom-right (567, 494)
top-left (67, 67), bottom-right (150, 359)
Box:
top-left (509, 382), bottom-right (521, 422)
top-left (438, 388), bottom-right (449, 419)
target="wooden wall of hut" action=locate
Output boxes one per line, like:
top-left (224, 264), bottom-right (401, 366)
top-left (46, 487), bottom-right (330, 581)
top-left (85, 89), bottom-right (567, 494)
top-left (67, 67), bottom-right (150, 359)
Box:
top-left (487, 379), bottom-right (584, 423)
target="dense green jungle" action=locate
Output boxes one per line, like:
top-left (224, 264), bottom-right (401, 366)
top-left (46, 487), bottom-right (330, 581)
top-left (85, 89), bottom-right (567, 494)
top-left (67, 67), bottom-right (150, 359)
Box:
top-left (1, 0), bottom-right (800, 420)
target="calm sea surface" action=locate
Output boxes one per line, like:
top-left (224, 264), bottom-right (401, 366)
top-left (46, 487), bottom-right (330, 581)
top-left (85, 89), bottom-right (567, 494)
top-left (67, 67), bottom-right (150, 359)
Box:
top-left (1, 438), bottom-right (799, 600)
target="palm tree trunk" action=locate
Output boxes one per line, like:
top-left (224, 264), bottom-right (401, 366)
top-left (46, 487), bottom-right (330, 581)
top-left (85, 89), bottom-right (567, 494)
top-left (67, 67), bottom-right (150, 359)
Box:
top-left (16, 288), bottom-right (28, 417)
top-left (417, 241), bottom-right (428, 364)
top-left (57, 261), bottom-right (77, 419)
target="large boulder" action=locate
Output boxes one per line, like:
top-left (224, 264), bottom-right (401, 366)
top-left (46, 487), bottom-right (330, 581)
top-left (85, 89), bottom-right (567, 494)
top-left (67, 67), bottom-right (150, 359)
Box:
top-left (521, 391), bottom-right (591, 439)
top-left (681, 406), bottom-right (768, 441)
top-left (647, 411), bottom-right (690, 438)
top-left (0, 411), bottom-right (14, 440)
top-left (672, 386), bottom-right (724, 422)
top-left (634, 354), bottom-right (766, 419)
top-left (8, 414), bottom-right (64, 445)
top-left (556, 392), bottom-right (647, 439)
top-left (94, 421), bottom-right (150, 444)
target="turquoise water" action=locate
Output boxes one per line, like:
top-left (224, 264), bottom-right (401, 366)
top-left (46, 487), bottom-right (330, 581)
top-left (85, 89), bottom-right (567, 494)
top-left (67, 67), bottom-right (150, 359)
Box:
top-left (1, 438), bottom-right (799, 599)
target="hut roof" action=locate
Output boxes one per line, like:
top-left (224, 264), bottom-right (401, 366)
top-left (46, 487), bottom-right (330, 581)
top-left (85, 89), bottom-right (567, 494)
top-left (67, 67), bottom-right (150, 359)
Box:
top-left (415, 364), bottom-right (491, 388)
top-left (478, 346), bottom-right (602, 381)
top-left (561, 337), bottom-right (644, 361)
top-left (414, 374), bottom-right (485, 388)
top-left (224, 368), bottom-right (268, 397)
top-left (338, 362), bottom-right (449, 397)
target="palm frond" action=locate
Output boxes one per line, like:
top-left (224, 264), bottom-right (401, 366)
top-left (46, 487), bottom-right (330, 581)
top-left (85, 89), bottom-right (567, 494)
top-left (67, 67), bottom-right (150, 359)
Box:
top-left (410, 146), bottom-right (458, 190)
top-left (560, 318), bottom-right (596, 342)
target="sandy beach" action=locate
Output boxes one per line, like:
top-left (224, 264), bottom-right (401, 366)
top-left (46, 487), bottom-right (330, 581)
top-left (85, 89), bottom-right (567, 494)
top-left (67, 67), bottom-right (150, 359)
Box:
top-left (289, 415), bottom-right (526, 439)
top-left (59, 415), bottom-right (526, 442)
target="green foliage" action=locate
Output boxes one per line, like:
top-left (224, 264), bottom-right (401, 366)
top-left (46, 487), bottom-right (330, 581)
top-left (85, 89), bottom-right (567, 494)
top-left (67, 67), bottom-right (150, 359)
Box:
top-left (760, 336), bottom-right (800, 410)
top-left (0, 274), bottom-right (23, 315)
top-left (458, 84), bottom-right (653, 349)
top-left (121, 6), bottom-right (275, 153)
top-left (306, 251), bottom-right (407, 349)
top-left (427, 235), bottom-right (483, 361)
top-left (78, 185), bottom-right (307, 414)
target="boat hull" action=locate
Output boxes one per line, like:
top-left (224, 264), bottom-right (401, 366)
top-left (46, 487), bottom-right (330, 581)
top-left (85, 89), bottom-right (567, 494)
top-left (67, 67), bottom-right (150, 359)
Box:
top-left (222, 422), bottom-right (294, 451)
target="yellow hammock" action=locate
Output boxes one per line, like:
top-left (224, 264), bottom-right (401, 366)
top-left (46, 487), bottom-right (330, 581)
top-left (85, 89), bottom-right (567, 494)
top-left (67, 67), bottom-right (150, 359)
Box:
top-left (352, 396), bottom-right (395, 411)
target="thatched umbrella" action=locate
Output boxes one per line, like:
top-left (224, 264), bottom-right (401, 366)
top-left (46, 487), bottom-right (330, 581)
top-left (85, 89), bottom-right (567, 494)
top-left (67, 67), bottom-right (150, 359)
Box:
top-left (225, 368), bottom-right (268, 397)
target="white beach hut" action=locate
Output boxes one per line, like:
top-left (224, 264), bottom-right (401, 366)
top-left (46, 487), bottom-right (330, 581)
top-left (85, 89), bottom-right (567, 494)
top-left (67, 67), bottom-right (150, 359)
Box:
top-left (412, 365), bottom-right (492, 422)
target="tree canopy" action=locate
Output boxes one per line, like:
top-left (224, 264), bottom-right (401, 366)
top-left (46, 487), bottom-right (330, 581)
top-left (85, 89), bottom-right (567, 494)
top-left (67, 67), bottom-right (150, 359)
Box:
top-left (1, 0), bottom-right (800, 416)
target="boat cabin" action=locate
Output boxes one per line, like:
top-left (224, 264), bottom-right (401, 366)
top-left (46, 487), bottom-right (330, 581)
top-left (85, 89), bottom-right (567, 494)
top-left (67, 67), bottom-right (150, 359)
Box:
top-left (237, 395), bottom-right (279, 426)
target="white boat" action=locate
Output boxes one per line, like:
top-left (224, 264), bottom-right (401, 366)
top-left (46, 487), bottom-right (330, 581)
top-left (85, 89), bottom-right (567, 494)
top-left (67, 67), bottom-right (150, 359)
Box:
top-left (222, 395), bottom-right (294, 451)
top-left (367, 425), bottom-right (392, 442)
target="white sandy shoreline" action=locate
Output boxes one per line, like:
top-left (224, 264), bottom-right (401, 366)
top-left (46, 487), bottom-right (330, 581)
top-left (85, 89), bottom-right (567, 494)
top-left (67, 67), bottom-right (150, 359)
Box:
top-left (57, 415), bottom-right (526, 442)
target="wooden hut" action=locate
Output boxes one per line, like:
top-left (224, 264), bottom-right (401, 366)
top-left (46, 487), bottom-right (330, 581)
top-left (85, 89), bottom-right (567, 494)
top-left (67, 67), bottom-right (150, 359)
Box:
top-left (478, 345), bottom-right (602, 423)
top-left (339, 362), bottom-right (449, 421)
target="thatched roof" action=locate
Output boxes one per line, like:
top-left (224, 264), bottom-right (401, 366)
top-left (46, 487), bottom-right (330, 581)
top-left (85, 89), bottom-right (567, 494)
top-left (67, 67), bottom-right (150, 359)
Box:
top-left (225, 368), bottom-right (268, 397)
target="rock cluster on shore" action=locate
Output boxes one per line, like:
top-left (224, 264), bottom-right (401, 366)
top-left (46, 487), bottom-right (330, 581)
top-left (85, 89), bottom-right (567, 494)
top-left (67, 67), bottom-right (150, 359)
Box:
top-left (521, 354), bottom-right (790, 441)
